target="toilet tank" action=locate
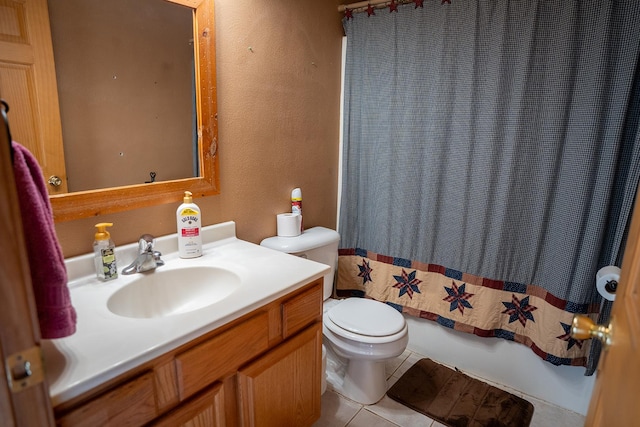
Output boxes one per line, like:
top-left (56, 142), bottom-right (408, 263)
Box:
top-left (260, 227), bottom-right (340, 301)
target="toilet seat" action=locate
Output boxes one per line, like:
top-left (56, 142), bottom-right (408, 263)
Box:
top-left (324, 298), bottom-right (406, 344)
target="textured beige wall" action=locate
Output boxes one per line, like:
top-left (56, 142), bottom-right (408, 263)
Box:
top-left (55, 0), bottom-right (344, 257)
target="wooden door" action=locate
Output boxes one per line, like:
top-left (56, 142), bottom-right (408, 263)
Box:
top-left (0, 101), bottom-right (54, 424)
top-left (237, 324), bottom-right (322, 427)
top-left (586, 186), bottom-right (640, 426)
top-left (0, 0), bottom-right (68, 194)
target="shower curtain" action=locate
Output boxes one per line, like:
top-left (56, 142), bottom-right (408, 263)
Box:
top-left (337, 0), bottom-right (640, 373)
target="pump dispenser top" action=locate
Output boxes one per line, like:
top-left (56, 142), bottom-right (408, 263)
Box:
top-left (94, 222), bottom-right (113, 241)
top-left (183, 191), bottom-right (193, 204)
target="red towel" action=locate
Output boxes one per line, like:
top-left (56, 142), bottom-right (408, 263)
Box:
top-left (12, 141), bottom-right (76, 339)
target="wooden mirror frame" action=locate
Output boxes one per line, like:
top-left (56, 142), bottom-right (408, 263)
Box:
top-left (50, 0), bottom-right (218, 222)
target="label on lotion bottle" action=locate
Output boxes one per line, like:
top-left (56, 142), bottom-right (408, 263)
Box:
top-left (177, 191), bottom-right (202, 258)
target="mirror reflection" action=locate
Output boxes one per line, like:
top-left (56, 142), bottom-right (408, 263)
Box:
top-left (48, 0), bottom-right (197, 192)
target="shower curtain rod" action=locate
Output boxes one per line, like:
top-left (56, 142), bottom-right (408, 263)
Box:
top-left (338, 0), bottom-right (393, 12)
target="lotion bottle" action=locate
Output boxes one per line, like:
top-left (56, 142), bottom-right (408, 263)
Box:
top-left (177, 191), bottom-right (202, 258)
top-left (94, 223), bottom-right (117, 281)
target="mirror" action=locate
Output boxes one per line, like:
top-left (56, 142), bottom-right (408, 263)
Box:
top-left (49, 0), bottom-right (197, 192)
top-left (49, 0), bottom-right (218, 222)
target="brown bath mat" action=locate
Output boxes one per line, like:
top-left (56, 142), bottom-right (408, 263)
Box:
top-left (387, 358), bottom-right (534, 427)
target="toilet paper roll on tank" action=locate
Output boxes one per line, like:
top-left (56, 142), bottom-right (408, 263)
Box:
top-left (276, 213), bottom-right (302, 237)
top-left (596, 265), bottom-right (621, 301)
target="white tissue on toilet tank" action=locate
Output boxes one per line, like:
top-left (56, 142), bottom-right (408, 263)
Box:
top-left (276, 213), bottom-right (302, 237)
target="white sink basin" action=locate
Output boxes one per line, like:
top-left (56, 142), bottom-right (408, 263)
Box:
top-left (107, 266), bottom-right (241, 318)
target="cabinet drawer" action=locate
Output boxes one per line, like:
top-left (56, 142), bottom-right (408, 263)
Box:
top-left (282, 280), bottom-right (322, 339)
top-left (151, 382), bottom-right (225, 427)
top-left (57, 372), bottom-right (157, 427)
top-left (175, 312), bottom-right (269, 399)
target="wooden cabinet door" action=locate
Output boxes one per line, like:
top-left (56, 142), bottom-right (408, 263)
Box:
top-left (237, 323), bottom-right (322, 427)
top-left (0, 0), bottom-right (68, 194)
top-left (152, 383), bottom-right (225, 427)
top-left (586, 186), bottom-right (640, 426)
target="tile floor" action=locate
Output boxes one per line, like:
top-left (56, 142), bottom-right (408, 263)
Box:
top-left (313, 350), bottom-right (586, 427)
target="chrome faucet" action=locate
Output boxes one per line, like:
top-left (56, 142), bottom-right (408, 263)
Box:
top-left (122, 234), bottom-right (165, 275)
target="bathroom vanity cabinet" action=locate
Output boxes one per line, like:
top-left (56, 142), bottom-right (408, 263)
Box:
top-left (53, 278), bottom-right (323, 427)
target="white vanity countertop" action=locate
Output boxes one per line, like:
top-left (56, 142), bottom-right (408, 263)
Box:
top-left (43, 221), bottom-right (329, 406)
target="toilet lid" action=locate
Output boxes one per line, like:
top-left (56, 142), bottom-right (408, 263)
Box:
top-left (327, 298), bottom-right (405, 337)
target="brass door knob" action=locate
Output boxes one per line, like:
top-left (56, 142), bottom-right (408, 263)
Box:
top-left (571, 315), bottom-right (613, 348)
top-left (48, 175), bottom-right (62, 187)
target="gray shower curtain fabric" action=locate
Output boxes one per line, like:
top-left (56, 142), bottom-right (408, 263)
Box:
top-left (337, 0), bottom-right (640, 372)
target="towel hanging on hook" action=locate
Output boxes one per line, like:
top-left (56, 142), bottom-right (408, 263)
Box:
top-left (1, 100), bottom-right (13, 164)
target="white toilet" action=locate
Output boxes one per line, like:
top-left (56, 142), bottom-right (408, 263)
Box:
top-left (260, 227), bottom-right (408, 405)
